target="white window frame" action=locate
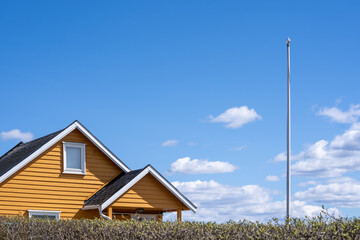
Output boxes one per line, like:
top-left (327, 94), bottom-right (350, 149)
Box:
top-left (62, 142), bottom-right (86, 175)
top-left (28, 210), bottom-right (61, 220)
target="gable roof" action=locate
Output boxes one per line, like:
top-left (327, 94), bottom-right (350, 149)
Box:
top-left (84, 168), bottom-right (144, 206)
top-left (0, 121), bottom-right (130, 184)
top-left (83, 165), bottom-right (197, 213)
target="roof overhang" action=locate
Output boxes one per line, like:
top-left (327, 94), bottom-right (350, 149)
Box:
top-left (84, 165), bottom-right (196, 213)
top-left (0, 121), bottom-right (130, 185)
top-left (82, 205), bottom-right (100, 210)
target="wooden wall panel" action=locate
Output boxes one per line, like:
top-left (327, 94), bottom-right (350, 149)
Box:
top-left (112, 174), bottom-right (188, 211)
top-left (0, 129), bottom-right (122, 219)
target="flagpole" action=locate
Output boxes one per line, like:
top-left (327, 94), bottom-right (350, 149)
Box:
top-left (286, 37), bottom-right (291, 219)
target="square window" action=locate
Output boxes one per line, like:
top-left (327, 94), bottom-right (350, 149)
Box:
top-left (63, 142), bottom-right (86, 174)
top-left (66, 147), bottom-right (81, 169)
top-left (28, 210), bottom-right (60, 220)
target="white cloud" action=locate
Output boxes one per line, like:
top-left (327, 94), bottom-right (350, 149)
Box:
top-left (327, 177), bottom-right (359, 184)
top-left (275, 141), bottom-right (329, 163)
top-left (162, 139), bottom-right (179, 147)
top-left (233, 145), bottom-right (247, 151)
top-left (298, 180), bottom-right (318, 188)
top-left (0, 129), bottom-right (34, 142)
top-left (266, 175), bottom-right (279, 182)
top-left (274, 123), bottom-right (360, 178)
top-left (330, 123), bottom-right (360, 150)
top-left (317, 104), bottom-right (360, 123)
top-left (274, 152), bottom-right (287, 162)
top-left (294, 179), bottom-right (360, 208)
top-left (209, 106), bottom-right (261, 128)
top-left (168, 157), bottom-right (238, 174)
top-left (165, 180), bottom-right (339, 222)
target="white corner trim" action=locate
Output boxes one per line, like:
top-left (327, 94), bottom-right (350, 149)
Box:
top-left (0, 121), bottom-right (130, 185)
top-left (101, 166), bottom-right (197, 213)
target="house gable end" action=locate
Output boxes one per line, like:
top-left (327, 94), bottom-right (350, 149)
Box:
top-left (111, 173), bottom-right (189, 211)
top-left (96, 166), bottom-right (196, 213)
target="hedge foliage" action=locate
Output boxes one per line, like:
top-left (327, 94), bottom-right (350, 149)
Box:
top-left (1, 213), bottom-right (360, 240)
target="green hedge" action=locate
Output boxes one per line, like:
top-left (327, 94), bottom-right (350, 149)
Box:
top-left (1, 214), bottom-right (360, 240)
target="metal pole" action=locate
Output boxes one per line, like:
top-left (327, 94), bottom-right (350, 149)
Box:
top-left (286, 37), bottom-right (291, 219)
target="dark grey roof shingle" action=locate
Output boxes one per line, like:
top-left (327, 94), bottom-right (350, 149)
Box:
top-left (84, 168), bottom-right (145, 206)
top-left (0, 130), bottom-right (63, 178)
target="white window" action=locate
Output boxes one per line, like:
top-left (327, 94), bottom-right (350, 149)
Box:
top-left (28, 210), bottom-right (60, 220)
top-left (63, 142), bottom-right (86, 174)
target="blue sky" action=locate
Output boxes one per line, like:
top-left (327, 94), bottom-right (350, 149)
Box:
top-left (1, 1), bottom-right (360, 222)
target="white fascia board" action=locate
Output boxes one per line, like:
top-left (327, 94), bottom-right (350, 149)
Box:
top-left (101, 166), bottom-right (197, 213)
top-left (147, 166), bottom-right (197, 213)
top-left (0, 123), bottom-right (77, 185)
top-left (0, 121), bottom-right (130, 185)
top-left (73, 121), bottom-right (130, 172)
top-left (81, 205), bottom-right (100, 210)
top-left (101, 168), bottom-right (150, 210)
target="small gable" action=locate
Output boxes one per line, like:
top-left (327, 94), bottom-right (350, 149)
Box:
top-left (111, 173), bottom-right (189, 211)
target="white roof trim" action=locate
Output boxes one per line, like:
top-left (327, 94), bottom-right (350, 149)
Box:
top-left (101, 165), bottom-right (197, 213)
top-left (74, 121), bottom-right (130, 172)
top-left (81, 205), bottom-right (99, 210)
top-left (0, 121), bottom-right (130, 185)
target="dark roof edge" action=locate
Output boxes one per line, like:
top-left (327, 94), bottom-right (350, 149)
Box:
top-left (84, 168), bottom-right (144, 206)
top-left (99, 165), bottom-right (197, 212)
top-left (0, 142), bottom-right (23, 161)
top-left (0, 120), bottom-right (131, 185)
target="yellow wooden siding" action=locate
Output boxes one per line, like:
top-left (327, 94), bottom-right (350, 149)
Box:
top-left (112, 174), bottom-right (188, 211)
top-left (0, 129), bottom-right (122, 219)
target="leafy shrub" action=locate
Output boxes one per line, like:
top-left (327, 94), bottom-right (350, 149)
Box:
top-left (1, 213), bottom-right (360, 240)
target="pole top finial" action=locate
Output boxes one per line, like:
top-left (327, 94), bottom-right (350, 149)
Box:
top-left (286, 37), bottom-right (291, 45)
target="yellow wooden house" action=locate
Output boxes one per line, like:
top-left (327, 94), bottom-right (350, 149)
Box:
top-left (0, 121), bottom-right (196, 221)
